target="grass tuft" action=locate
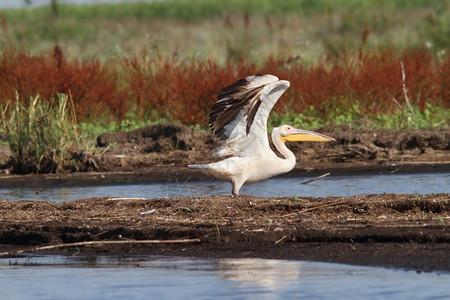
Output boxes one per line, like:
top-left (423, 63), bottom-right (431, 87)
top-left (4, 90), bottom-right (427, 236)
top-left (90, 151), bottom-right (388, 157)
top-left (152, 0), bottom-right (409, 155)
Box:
top-left (1, 94), bottom-right (79, 174)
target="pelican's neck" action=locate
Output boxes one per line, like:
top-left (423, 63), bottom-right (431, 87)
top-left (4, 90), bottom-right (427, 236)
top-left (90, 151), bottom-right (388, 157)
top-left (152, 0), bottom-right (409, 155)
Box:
top-left (271, 128), bottom-right (296, 167)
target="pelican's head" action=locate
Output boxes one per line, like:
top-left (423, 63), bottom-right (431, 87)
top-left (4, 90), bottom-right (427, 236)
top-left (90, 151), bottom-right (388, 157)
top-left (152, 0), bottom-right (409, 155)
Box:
top-left (278, 125), bottom-right (335, 143)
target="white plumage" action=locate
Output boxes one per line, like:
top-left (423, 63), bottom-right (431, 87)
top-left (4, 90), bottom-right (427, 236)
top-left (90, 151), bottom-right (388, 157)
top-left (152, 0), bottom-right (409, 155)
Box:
top-left (189, 74), bottom-right (334, 196)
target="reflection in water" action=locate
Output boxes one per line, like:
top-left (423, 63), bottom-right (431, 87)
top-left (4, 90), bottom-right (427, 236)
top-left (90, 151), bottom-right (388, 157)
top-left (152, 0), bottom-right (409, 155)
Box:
top-left (0, 256), bottom-right (449, 299)
top-left (1, 172), bottom-right (449, 202)
top-left (218, 258), bottom-right (301, 291)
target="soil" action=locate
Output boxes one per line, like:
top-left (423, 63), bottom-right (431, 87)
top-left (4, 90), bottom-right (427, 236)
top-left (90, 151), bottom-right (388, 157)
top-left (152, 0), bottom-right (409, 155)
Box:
top-left (0, 194), bottom-right (448, 271)
top-left (0, 123), bottom-right (449, 271)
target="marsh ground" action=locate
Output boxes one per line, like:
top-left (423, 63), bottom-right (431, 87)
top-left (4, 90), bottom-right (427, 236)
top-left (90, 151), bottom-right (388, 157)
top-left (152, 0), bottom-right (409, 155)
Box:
top-left (0, 194), bottom-right (448, 271)
top-left (0, 125), bottom-right (448, 271)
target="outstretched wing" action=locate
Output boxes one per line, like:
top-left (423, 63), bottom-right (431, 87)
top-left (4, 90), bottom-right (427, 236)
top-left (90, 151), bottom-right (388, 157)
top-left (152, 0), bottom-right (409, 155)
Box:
top-left (209, 74), bottom-right (290, 158)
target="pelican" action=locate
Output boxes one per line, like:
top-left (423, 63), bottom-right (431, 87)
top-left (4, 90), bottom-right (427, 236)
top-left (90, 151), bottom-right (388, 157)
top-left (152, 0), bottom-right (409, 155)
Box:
top-left (189, 74), bottom-right (335, 196)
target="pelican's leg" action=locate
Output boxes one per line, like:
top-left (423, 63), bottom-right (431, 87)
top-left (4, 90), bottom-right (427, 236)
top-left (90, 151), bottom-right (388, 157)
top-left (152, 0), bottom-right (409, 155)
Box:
top-left (231, 179), bottom-right (244, 197)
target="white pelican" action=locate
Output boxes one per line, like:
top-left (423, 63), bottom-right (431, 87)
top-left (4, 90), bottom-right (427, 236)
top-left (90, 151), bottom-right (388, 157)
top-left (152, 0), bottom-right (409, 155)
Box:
top-left (189, 74), bottom-right (335, 196)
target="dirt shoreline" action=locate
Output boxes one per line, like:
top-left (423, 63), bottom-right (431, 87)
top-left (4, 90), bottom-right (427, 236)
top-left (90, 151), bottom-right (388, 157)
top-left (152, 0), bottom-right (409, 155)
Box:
top-left (0, 125), bottom-right (449, 271)
top-left (0, 194), bottom-right (448, 271)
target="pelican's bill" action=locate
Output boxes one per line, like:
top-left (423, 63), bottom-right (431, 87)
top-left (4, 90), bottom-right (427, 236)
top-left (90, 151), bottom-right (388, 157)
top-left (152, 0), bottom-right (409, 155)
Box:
top-left (280, 130), bottom-right (335, 142)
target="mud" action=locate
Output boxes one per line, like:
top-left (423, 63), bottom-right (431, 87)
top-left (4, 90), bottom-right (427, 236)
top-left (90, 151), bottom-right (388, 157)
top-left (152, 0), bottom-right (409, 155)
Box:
top-left (94, 123), bottom-right (450, 174)
top-left (0, 194), bottom-right (448, 271)
top-left (0, 123), bottom-right (449, 271)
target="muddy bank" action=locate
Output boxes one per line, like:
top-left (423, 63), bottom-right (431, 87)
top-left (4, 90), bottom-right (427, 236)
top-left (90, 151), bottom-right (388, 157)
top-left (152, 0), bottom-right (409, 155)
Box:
top-left (93, 124), bottom-right (450, 173)
top-left (1, 124), bottom-right (449, 175)
top-left (0, 123), bottom-right (449, 187)
top-left (0, 194), bottom-right (448, 271)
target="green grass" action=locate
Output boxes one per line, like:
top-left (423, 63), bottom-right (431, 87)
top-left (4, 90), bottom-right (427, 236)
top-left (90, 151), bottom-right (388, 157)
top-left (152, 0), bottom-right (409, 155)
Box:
top-left (78, 119), bottom-right (162, 141)
top-left (7, 0), bottom-right (445, 21)
top-left (0, 94), bottom-right (79, 173)
top-left (74, 102), bottom-right (448, 139)
top-left (1, 0), bottom-right (448, 63)
top-left (375, 104), bottom-right (449, 129)
top-left (269, 104), bottom-right (449, 131)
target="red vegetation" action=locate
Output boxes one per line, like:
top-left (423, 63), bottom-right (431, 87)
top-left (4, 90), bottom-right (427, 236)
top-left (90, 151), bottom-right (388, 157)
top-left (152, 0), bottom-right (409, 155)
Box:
top-left (122, 56), bottom-right (255, 124)
top-left (124, 50), bottom-right (448, 125)
top-left (260, 50), bottom-right (448, 121)
top-left (0, 46), bottom-right (126, 120)
top-left (0, 47), bottom-right (448, 125)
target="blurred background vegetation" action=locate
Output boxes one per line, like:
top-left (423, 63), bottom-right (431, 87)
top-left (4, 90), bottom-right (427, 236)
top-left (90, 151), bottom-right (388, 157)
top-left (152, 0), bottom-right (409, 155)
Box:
top-left (0, 0), bottom-right (448, 137)
top-left (1, 0), bottom-right (448, 63)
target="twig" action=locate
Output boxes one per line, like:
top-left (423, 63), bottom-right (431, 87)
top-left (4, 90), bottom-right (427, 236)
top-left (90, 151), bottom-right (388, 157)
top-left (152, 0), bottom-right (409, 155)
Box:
top-left (400, 60), bottom-right (415, 116)
top-left (0, 238), bottom-right (201, 257)
top-left (282, 200), bottom-right (351, 217)
top-left (275, 236), bottom-right (287, 244)
top-left (216, 225), bottom-right (221, 238)
top-left (391, 96), bottom-right (403, 110)
top-left (106, 197), bottom-right (149, 201)
top-left (301, 173), bottom-right (330, 184)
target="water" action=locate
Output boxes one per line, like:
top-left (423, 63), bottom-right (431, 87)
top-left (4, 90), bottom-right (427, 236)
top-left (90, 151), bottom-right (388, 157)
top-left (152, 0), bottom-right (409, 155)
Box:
top-left (1, 174), bottom-right (448, 299)
top-left (1, 172), bottom-right (448, 202)
top-left (1, 256), bottom-right (449, 299)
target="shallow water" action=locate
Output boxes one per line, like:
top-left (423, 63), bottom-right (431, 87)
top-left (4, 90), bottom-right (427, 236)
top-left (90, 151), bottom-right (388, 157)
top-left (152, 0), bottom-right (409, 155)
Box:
top-left (0, 255), bottom-right (449, 300)
top-left (1, 172), bottom-right (449, 202)
top-left (1, 173), bottom-right (448, 299)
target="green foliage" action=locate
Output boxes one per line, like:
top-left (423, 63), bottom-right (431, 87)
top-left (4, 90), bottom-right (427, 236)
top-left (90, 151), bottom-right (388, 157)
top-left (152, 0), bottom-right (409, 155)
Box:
top-left (6, 0), bottom-right (440, 21)
top-left (269, 106), bottom-right (324, 131)
top-left (1, 0), bottom-right (447, 62)
top-left (78, 116), bottom-right (169, 141)
top-left (375, 104), bottom-right (449, 129)
top-left (326, 102), bottom-right (364, 126)
top-left (78, 121), bottom-right (117, 141)
top-left (418, 3), bottom-right (450, 51)
top-left (0, 94), bottom-right (79, 174)
top-left (269, 103), bottom-right (448, 130)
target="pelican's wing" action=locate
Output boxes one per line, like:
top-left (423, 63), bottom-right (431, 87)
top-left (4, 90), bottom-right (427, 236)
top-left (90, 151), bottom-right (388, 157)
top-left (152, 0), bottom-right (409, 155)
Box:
top-left (209, 74), bottom-right (290, 158)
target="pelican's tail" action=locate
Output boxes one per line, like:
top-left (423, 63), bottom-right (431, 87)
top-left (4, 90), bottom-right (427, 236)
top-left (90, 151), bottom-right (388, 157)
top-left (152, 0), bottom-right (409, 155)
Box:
top-left (188, 162), bottom-right (229, 182)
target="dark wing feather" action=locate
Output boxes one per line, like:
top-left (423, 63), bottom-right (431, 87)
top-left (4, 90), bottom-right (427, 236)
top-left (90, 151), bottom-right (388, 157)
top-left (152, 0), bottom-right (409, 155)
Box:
top-left (209, 76), bottom-right (268, 138)
top-left (208, 74), bottom-right (289, 158)
top-left (245, 94), bottom-right (263, 135)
